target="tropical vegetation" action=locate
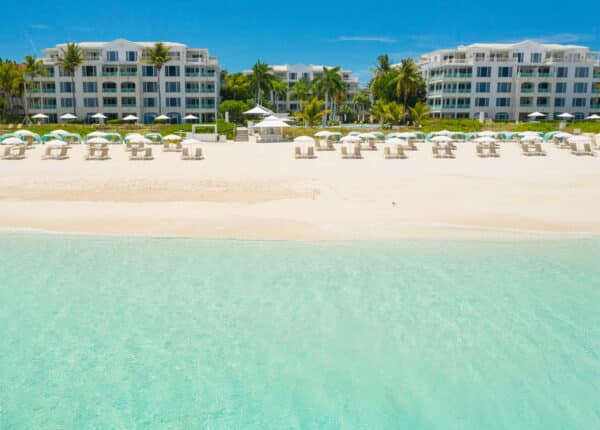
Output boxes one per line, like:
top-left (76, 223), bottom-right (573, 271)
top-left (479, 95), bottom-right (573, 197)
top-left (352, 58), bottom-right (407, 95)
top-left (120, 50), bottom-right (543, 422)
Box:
top-left (143, 42), bottom-right (171, 115)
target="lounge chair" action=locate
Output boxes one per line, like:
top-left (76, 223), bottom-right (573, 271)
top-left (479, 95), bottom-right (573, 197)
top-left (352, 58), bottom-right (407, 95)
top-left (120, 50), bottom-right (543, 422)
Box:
top-left (1, 146), bottom-right (26, 160)
top-left (384, 146), bottom-right (406, 159)
top-left (341, 146), bottom-right (351, 159)
top-left (489, 146), bottom-right (499, 157)
top-left (432, 146), bottom-right (441, 158)
top-left (534, 143), bottom-right (546, 156)
top-left (315, 140), bottom-right (323, 151)
top-left (295, 146), bottom-right (302, 159)
top-left (368, 141), bottom-right (377, 151)
top-left (353, 146), bottom-right (362, 159)
top-left (583, 143), bottom-right (595, 156)
top-left (444, 147), bottom-right (455, 158)
top-left (193, 147), bottom-right (204, 160)
top-left (570, 143), bottom-right (579, 155)
top-left (163, 141), bottom-right (170, 151)
top-left (130, 147), bottom-right (153, 160)
top-left (407, 141), bottom-right (417, 151)
top-left (476, 145), bottom-right (486, 158)
top-left (521, 143), bottom-right (532, 156)
top-left (326, 141), bottom-right (335, 150)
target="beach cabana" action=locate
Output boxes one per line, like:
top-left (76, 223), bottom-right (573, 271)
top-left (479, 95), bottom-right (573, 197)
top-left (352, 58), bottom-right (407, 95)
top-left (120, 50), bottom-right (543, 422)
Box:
top-left (104, 133), bottom-right (123, 144)
top-left (13, 130), bottom-right (41, 144)
top-left (325, 132), bottom-right (343, 142)
top-left (124, 133), bottom-right (145, 142)
top-left (145, 133), bottom-right (163, 144)
top-left (163, 134), bottom-right (183, 142)
top-left (244, 105), bottom-right (273, 117)
top-left (62, 133), bottom-right (82, 144)
top-left (254, 119), bottom-right (290, 143)
top-left (1, 137), bottom-right (24, 145)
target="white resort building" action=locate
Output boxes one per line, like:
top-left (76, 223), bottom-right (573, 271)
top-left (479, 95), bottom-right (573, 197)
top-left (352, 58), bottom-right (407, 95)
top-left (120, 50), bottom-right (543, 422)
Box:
top-left (418, 41), bottom-right (600, 121)
top-left (243, 64), bottom-right (360, 112)
top-left (30, 39), bottom-right (220, 124)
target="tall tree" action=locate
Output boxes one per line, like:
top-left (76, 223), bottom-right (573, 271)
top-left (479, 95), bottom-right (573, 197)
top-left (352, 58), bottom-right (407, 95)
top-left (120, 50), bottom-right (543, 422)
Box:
top-left (270, 80), bottom-right (288, 112)
top-left (221, 72), bottom-right (252, 101)
top-left (248, 60), bottom-right (276, 104)
top-left (22, 55), bottom-right (47, 124)
top-left (0, 60), bottom-right (23, 119)
top-left (290, 77), bottom-right (312, 104)
top-left (294, 98), bottom-right (329, 126)
top-left (143, 42), bottom-right (171, 115)
top-left (56, 43), bottom-right (83, 117)
top-left (391, 58), bottom-right (421, 120)
top-left (313, 66), bottom-right (345, 125)
top-left (352, 90), bottom-right (371, 123)
top-left (408, 101), bottom-right (430, 126)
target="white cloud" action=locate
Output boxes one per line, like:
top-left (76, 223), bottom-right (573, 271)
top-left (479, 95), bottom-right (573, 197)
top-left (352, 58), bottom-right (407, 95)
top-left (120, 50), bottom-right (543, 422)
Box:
top-left (337, 36), bottom-right (396, 43)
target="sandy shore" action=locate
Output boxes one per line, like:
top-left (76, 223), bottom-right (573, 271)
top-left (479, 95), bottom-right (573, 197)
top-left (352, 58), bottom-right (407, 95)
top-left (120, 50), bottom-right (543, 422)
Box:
top-left (1, 140), bottom-right (599, 240)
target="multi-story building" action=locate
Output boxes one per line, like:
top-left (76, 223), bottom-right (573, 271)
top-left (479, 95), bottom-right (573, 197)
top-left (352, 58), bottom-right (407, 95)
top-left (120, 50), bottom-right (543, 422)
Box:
top-left (30, 39), bottom-right (220, 124)
top-left (243, 64), bottom-right (360, 112)
top-left (418, 40), bottom-right (600, 121)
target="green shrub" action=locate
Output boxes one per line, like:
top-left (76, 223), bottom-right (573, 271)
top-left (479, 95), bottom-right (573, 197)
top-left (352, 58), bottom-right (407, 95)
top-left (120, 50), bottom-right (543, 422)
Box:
top-left (107, 119), bottom-right (123, 125)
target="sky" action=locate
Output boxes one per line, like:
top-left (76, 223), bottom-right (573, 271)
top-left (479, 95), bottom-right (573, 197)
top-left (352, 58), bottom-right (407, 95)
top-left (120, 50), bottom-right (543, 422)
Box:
top-left (2, 0), bottom-right (599, 83)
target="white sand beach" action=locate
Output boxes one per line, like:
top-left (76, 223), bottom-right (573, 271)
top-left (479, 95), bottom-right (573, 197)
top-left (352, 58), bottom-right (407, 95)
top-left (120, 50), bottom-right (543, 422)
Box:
top-left (1, 140), bottom-right (599, 240)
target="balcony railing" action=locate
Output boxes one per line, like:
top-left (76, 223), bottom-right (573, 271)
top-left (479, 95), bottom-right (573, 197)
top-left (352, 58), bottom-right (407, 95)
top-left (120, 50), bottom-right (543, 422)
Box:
top-left (520, 103), bottom-right (533, 107)
top-left (185, 88), bottom-right (199, 93)
top-left (120, 71), bottom-right (137, 76)
top-left (458, 89), bottom-right (471, 93)
top-left (121, 88), bottom-right (136, 93)
top-left (201, 104), bottom-right (215, 109)
top-left (521, 88), bottom-right (534, 93)
top-left (103, 103), bottom-right (117, 107)
top-left (536, 103), bottom-right (549, 107)
top-left (43, 104), bottom-right (56, 109)
top-left (102, 72), bottom-right (118, 76)
top-left (442, 104), bottom-right (456, 109)
top-left (103, 88), bottom-right (117, 93)
top-left (185, 72), bottom-right (200, 77)
top-left (591, 104), bottom-right (600, 109)
top-left (457, 104), bottom-right (470, 109)
top-left (201, 72), bottom-right (216, 77)
top-left (519, 72), bottom-right (535, 77)
top-left (200, 89), bottom-right (214, 93)
top-left (538, 89), bottom-right (550, 93)
top-left (121, 103), bottom-right (137, 107)
top-left (186, 104), bottom-right (200, 109)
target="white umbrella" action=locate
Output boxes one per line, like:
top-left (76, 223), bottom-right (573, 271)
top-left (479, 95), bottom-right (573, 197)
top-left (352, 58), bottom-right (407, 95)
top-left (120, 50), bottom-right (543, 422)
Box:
top-left (519, 131), bottom-right (544, 137)
top-left (585, 114), bottom-right (600, 120)
top-left (60, 113), bottom-right (77, 120)
top-left (86, 131), bottom-right (106, 138)
top-left (254, 119), bottom-right (290, 128)
top-left (32, 113), bottom-right (49, 120)
top-left (358, 132), bottom-right (377, 139)
top-left (476, 131), bottom-right (498, 138)
top-left (13, 130), bottom-right (37, 137)
top-left (264, 114), bottom-right (292, 122)
top-left (430, 136), bottom-right (454, 142)
top-left (527, 112), bottom-right (545, 118)
top-left (87, 137), bottom-right (110, 145)
top-left (155, 114), bottom-right (171, 121)
top-left (123, 115), bottom-right (138, 121)
top-left (46, 139), bottom-right (66, 147)
top-left (163, 134), bottom-right (183, 141)
top-left (521, 135), bottom-right (543, 142)
top-left (553, 132), bottom-right (572, 139)
top-left (124, 133), bottom-right (145, 141)
top-left (340, 135), bottom-right (362, 143)
top-left (557, 112), bottom-right (574, 119)
top-left (1, 137), bottom-right (23, 145)
top-left (392, 132), bottom-right (417, 139)
top-left (314, 131), bottom-right (332, 137)
top-left (184, 114), bottom-right (199, 121)
top-left (127, 136), bottom-right (152, 145)
top-left (473, 136), bottom-right (498, 144)
top-left (50, 129), bottom-right (69, 136)
top-left (568, 136), bottom-right (592, 144)
top-left (294, 136), bottom-right (315, 144)
top-left (91, 113), bottom-right (107, 119)
top-left (386, 138), bottom-right (406, 146)
top-left (244, 105), bottom-right (273, 116)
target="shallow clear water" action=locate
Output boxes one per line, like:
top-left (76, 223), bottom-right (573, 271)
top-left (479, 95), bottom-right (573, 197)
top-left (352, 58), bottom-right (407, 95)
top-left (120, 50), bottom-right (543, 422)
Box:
top-left (0, 234), bottom-right (599, 429)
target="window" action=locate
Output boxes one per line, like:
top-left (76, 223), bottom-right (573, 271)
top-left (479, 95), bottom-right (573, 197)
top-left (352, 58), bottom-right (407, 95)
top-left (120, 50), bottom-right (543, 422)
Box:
top-left (513, 52), bottom-right (524, 63)
top-left (82, 66), bottom-right (96, 77)
top-left (530, 53), bottom-right (542, 63)
top-left (185, 82), bottom-right (199, 92)
top-left (498, 67), bottom-right (512, 77)
top-left (476, 82), bottom-right (490, 93)
top-left (476, 67), bottom-right (491, 77)
top-left (575, 67), bottom-right (589, 78)
top-left (572, 98), bottom-right (586, 107)
top-left (574, 83), bottom-right (588, 93)
top-left (289, 72), bottom-right (297, 80)
top-left (58, 67), bottom-right (72, 77)
top-left (166, 97), bottom-right (181, 107)
top-left (186, 97), bottom-right (200, 107)
top-left (142, 65), bottom-right (156, 77)
top-left (60, 97), bottom-right (73, 108)
top-left (556, 67), bottom-right (568, 78)
top-left (495, 112), bottom-right (509, 120)
top-left (103, 97), bottom-right (117, 106)
top-left (302, 72), bottom-right (309, 79)
top-left (475, 97), bottom-right (489, 107)
top-left (143, 98), bottom-right (156, 107)
top-left (496, 98), bottom-right (510, 107)
top-left (59, 82), bottom-right (72, 93)
top-left (165, 82), bottom-right (181, 93)
top-left (554, 98), bottom-right (565, 107)
top-left (474, 52), bottom-right (485, 61)
top-left (185, 66), bottom-right (200, 76)
top-left (143, 82), bottom-right (158, 92)
top-left (84, 97), bottom-right (98, 108)
top-left (106, 51), bottom-right (118, 62)
top-left (555, 82), bottom-right (567, 93)
top-left (165, 66), bottom-right (180, 77)
top-left (497, 82), bottom-right (512, 93)
top-left (126, 51), bottom-right (137, 62)
top-left (121, 97), bottom-right (136, 106)
top-left (83, 82), bottom-right (97, 93)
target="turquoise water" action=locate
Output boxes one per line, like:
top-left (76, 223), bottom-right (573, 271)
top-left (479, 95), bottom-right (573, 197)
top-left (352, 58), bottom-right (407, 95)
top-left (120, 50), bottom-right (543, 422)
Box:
top-left (0, 234), bottom-right (599, 429)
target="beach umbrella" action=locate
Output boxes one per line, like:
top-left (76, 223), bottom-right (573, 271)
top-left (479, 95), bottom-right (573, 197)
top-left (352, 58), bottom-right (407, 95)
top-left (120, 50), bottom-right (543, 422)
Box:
top-left (347, 131), bottom-right (361, 136)
top-left (358, 132), bottom-right (377, 139)
top-left (32, 113), bottom-right (49, 120)
top-left (184, 114), bottom-right (199, 121)
top-left (60, 113), bottom-right (77, 120)
top-left (585, 114), bottom-right (600, 120)
top-left (1, 137), bottom-right (23, 145)
top-left (473, 137), bottom-right (498, 144)
top-left (13, 130), bottom-right (37, 137)
top-left (392, 132), bottom-right (417, 139)
top-left (527, 112), bottom-right (545, 119)
top-left (87, 137), bottom-right (110, 145)
top-left (50, 129), bottom-right (70, 136)
top-left (123, 115), bottom-right (138, 122)
top-left (430, 135), bottom-right (454, 143)
top-left (254, 119), bottom-right (290, 128)
top-left (385, 138), bottom-right (405, 146)
top-left (155, 114), bottom-right (171, 121)
top-left (124, 133), bottom-right (145, 141)
top-left (264, 114), bottom-right (292, 122)
top-left (553, 132), bottom-right (573, 139)
top-left (521, 135), bottom-right (543, 142)
top-left (340, 135), bottom-right (362, 143)
top-left (314, 131), bottom-right (332, 137)
top-left (128, 136), bottom-right (152, 145)
top-left (476, 131), bottom-right (498, 138)
top-left (163, 134), bottom-right (183, 142)
top-left (91, 113), bottom-right (107, 119)
top-left (294, 136), bottom-right (315, 145)
top-left (557, 112), bottom-right (574, 120)
top-left (568, 136), bottom-right (592, 144)
top-left (86, 131), bottom-right (106, 138)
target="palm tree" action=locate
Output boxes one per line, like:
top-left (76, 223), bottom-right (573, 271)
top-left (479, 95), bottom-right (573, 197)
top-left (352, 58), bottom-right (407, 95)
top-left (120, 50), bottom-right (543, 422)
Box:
top-left (408, 101), bottom-right (429, 126)
top-left (56, 42), bottom-right (83, 117)
top-left (352, 90), bottom-right (371, 123)
top-left (370, 99), bottom-right (388, 128)
top-left (374, 54), bottom-right (391, 75)
top-left (222, 72), bottom-right (252, 101)
top-left (294, 98), bottom-right (329, 126)
top-left (384, 101), bottom-right (404, 125)
top-left (313, 66), bottom-right (345, 125)
top-left (143, 42), bottom-right (171, 115)
top-left (270, 80), bottom-right (288, 112)
top-left (290, 77), bottom-right (312, 104)
top-left (248, 60), bottom-right (276, 104)
top-left (0, 60), bottom-right (23, 119)
top-left (22, 55), bottom-right (47, 124)
top-left (391, 58), bottom-right (421, 120)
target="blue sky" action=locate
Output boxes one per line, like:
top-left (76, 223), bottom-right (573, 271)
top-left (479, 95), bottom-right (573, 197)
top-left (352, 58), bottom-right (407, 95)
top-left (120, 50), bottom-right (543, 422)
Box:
top-left (2, 0), bottom-right (598, 83)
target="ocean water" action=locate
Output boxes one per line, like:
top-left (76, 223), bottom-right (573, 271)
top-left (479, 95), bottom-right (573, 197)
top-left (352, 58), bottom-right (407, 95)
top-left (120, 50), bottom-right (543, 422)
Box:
top-left (0, 234), bottom-right (599, 429)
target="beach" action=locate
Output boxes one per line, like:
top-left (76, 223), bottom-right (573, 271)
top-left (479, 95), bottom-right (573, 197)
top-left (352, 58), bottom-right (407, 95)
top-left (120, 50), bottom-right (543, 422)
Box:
top-left (1, 140), bottom-right (599, 240)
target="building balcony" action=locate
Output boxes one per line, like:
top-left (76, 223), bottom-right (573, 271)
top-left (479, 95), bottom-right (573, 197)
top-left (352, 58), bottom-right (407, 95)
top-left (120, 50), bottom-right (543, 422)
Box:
top-left (442, 104), bottom-right (456, 109)
top-left (201, 104), bottom-right (215, 109)
top-left (43, 104), bottom-right (57, 109)
top-left (521, 88), bottom-right (534, 93)
top-left (538, 89), bottom-right (551, 93)
top-left (102, 72), bottom-right (118, 77)
top-left (520, 103), bottom-right (533, 107)
top-left (185, 88), bottom-right (199, 93)
top-left (121, 88), bottom-right (136, 93)
top-left (201, 72), bottom-right (216, 77)
top-left (442, 89), bottom-right (457, 93)
top-left (538, 73), bottom-right (553, 77)
top-left (28, 104), bottom-right (41, 109)
top-left (103, 103), bottom-right (118, 107)
top-left (121, 103), bottom-right (137, 107)
top-left (185, 72), bottom-right (200, 77)
top-left (457, 104), bottom-right (471, 109)
top-left (457, 89), bottom-right (471, 93)
top-left (593, 74), bottom-right (600, 78)
top-left (536, 103), bottom-right (549, 107)
top-left (186, 104), bottom-right (200, 109)
top-left (592, 88), bottom-right (600, 93)
top-left (200, 89), bottom-right (215, 93)
top-left (519, 72), bottom-right (535, 77)
top-left (120, 72), bottom-right (137, 77)
top-left (103, 88), bottom-right (117, 93)
top-left (589, 104), bottom-right (600, 109)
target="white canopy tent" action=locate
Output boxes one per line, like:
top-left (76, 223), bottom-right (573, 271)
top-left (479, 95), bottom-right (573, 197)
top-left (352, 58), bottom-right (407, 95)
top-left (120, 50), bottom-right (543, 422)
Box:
top-left (527, 112), bottom-right (545, 119)
top-left (60, 113), bottom-right (77, 120)
top-left (123, 115), bottom-right (139, 122)
top-left (557, 112), bottom-right (574, 120)
top-left (244, 105), bottom-right (273, 116)
top-left (585, 114), bottom-right (600, 120)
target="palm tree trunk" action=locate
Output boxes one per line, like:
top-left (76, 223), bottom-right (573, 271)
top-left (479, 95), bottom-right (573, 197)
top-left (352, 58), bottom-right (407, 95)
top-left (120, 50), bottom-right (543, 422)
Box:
top-left (23, 78), bottom-right (31, 124)
top-left (71, 75), bottom-right (77, 117)
top-left (323, 92), bottom-right (329, 126)
top-left (157, 67), bottom-right (162, 115)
